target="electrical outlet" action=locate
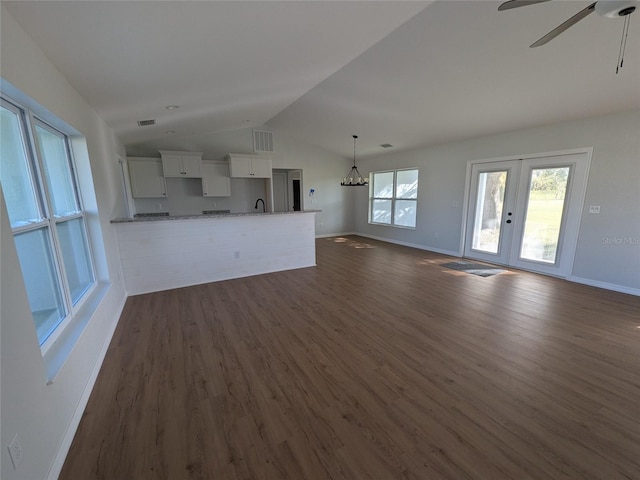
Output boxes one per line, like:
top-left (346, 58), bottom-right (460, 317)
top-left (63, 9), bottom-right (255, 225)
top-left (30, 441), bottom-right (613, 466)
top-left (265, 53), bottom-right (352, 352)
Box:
top-left (8, 434), bottom-right (23, 469)
top-left (589, 205), bottom-right (601, 214)
top-left (234, 251), bottom-right (240, 259)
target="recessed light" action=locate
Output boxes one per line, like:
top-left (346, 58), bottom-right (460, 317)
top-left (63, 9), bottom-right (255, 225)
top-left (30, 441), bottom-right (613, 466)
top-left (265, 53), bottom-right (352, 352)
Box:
top-left (165, 105), bottom-right (180, 110)
top-left (165, 130), bottom-right (175, 135)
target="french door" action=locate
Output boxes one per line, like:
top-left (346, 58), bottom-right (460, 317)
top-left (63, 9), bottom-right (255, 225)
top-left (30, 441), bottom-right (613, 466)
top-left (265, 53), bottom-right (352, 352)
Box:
top-left (464, 152), bottom-right (589, 277)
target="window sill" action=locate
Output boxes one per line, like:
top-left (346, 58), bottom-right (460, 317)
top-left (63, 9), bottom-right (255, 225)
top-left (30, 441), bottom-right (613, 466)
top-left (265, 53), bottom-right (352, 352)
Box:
top-left (369, 222), bottom-right (416, 230)
top-left (43, 282), bottom-right (111, 384)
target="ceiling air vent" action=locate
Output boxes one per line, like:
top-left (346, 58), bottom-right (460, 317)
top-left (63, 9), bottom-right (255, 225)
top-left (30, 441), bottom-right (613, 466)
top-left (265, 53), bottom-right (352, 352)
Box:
top-left (253, 129), bottom-right (274, 153)
top-left (137, 119), bottom-right (156, 127)
top-left (380, 143), bottom-right (393, 149)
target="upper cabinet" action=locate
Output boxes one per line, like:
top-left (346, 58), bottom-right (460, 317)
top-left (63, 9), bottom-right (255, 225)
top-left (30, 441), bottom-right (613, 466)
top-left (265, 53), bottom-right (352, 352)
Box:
top-left (159, 150), bottom-right (202, 178)
top-left (201, 162), bottom-right (231, 197)
top-left (226, 153), bottom-right (272, 178)
top-left (128, 158), bottom-right (167, 198)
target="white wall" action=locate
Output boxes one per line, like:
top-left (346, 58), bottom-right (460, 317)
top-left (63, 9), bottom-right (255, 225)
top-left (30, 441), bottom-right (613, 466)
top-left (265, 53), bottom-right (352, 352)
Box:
top-left (1, 7), bottom-right (128, 480)
top-left (355, 109), bottom-right (640, 294)
top-left (126, 127), bottom-right (356, 236)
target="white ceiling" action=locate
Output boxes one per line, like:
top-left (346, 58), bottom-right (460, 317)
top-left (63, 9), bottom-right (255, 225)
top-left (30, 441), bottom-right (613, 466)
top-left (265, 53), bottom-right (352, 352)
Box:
top-left (4, 1), bottom-right (640, 158)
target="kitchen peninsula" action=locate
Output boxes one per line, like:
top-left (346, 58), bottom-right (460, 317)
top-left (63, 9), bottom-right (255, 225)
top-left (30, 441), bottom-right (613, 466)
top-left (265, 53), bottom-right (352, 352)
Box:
top-left (112, 211), bottom-right (318, 295)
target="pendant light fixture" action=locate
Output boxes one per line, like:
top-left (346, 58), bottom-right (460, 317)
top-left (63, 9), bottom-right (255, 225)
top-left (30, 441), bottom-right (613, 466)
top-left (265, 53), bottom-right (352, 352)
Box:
top-left (341, 135), bottom-right (368, 186)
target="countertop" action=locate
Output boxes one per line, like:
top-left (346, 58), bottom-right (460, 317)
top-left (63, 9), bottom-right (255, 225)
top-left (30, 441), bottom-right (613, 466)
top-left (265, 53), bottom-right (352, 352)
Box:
top-left (111, 210), bottom-right (320, 224)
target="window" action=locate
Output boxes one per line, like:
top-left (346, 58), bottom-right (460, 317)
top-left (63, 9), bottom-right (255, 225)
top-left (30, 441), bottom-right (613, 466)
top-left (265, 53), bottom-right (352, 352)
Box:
top-left (370, 168), bottom-right (419, 228)
top-left (1, 97), bottom-right (95, 347)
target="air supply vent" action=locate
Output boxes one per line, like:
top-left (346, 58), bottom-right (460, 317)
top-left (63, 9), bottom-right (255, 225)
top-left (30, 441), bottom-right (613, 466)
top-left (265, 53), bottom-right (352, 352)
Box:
top-left (253, 129), bottom-right (274, 153)
top-left (137, 119), bottom-right (156, 127)
top-left (380, 143), bottom-right (393, 149)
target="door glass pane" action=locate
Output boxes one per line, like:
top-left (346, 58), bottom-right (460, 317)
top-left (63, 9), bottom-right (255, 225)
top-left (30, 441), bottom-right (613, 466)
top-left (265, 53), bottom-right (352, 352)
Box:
top-left (34, 123), bottom-right (79, 217)
top-left (14, 227), bottom-right (66, 345)
top-left (472, 171), bottom-right (507, 253)
top-left (372, 199), bottom-right (392, 224)
top-left (57, 217), bottom-right (94, 304)
top-left (394, 199), bottom-right (417, 227)
top-left (373, 172), bottom-right (394, 198)
top-left (520, 167), bottom-right (570, 263)
top-left (396, 169), bottom-right (418, 199)
top-left (0, 105), bottom-right (41, 227)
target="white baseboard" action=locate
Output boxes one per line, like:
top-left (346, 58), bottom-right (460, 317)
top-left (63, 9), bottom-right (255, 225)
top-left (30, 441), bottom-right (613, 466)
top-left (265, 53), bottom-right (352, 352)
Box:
top-left (355, 232), bottom-right (461, 257)
top-left (47, 290), bottom-right (127, 480)
top-left (568, 276), bottom-right (640, 296)
top-left (315, 231), bottom-right (356, 239)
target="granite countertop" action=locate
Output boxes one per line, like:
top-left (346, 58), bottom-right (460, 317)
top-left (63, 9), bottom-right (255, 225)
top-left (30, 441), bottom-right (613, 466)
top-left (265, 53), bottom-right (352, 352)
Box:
top-left (111, 210), bottom-right (321, 223)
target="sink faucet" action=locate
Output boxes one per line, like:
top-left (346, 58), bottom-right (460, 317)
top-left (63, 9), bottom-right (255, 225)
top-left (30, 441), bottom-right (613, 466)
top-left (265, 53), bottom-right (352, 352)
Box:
top-left (254, 198), bottom-right (265, 213)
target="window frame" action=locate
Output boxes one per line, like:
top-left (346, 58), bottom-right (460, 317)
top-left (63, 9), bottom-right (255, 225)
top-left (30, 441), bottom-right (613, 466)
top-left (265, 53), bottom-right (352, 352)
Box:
top-left (1, 96), bottom-right (97, 351)
top-left (369, 168), bottom-right (419, 229)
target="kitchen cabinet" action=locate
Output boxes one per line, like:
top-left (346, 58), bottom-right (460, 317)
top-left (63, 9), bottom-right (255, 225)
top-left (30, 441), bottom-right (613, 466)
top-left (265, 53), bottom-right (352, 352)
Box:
top-left (226, 153), bottom-right (272, 178)
top-left (127, 158), bottom-right (167, 198)
top-left (201, 162), bottom-right (231, 197)
top-left (159, 150), bottom-right (202, 178)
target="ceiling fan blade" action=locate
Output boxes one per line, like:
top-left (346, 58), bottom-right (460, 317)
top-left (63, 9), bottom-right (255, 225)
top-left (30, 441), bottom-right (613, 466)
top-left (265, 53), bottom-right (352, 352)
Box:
top-left (530, 2), bottom-right (597, 47)
top-left (498, 0), bottom-right (552, 12)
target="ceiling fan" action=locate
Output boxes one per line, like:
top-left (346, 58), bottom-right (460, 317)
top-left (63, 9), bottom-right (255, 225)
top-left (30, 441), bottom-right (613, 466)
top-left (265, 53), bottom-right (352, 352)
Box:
top-left (499, 0), bottom-right (637, 71)
top-left (499, 0), bottom-right (637, 46)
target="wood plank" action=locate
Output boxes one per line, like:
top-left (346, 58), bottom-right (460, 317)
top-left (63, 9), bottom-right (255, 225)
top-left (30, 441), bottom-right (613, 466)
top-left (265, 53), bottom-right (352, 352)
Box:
top-left (60, 235), bottom-right (640, 480)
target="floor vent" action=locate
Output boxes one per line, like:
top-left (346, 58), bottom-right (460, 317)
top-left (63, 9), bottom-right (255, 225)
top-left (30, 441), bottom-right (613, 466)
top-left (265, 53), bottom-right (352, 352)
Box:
top-left (137, 119), bottom-right (156, 126)
top-left (253, 129), bottom-right (274, 153)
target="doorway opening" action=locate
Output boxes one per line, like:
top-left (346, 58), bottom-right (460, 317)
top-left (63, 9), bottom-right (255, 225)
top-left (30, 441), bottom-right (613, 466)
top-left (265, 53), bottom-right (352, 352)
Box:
top-left (272, 169), bottom-right (303, 212)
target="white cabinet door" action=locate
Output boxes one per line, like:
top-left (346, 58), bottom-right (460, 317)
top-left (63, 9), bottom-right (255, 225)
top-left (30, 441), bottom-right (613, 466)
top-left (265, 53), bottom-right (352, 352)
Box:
top-left (161, 155), bottom-right (184, 177)
top-left (228, 155), bottom-right (272, 178)
top-left (201, 163), bottom-right (231, 197)
top-left (128, 158), bottom-right (167, 198)
top-left (250, 158), bottom-right (272, 178)
top-left (181, 155), bottom-right (202, 178)
top-left (229, 156), bottom-right (252, 177)
top-left (160, 151), bottom-right (202, 178)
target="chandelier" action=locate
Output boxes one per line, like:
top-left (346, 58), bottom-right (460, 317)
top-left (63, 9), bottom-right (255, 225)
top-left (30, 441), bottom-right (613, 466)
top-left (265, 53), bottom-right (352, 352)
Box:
top-left (341, 135), bottom-right (368, 186)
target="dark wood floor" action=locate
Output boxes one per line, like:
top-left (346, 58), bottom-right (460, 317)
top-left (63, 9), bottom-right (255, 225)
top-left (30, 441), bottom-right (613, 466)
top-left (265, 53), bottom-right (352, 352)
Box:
top-left (60, 236), bottom-right (640, 480)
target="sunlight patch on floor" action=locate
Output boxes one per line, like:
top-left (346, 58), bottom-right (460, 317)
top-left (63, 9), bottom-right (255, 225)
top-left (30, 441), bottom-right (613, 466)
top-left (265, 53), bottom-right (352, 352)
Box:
top-left (329, 237), bottom-right (375, 249)
top-left (416, 258), bottom-right (443, 266)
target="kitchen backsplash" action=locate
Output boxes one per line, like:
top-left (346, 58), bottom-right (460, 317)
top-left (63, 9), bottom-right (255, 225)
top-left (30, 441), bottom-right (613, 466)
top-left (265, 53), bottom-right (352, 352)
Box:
top-left (132, 177), bottom-right (268, 216)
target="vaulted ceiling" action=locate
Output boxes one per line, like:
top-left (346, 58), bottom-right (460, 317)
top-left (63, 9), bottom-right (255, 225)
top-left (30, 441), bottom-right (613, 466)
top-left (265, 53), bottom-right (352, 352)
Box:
top-left (4, 1), bottom-right (639, 158)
